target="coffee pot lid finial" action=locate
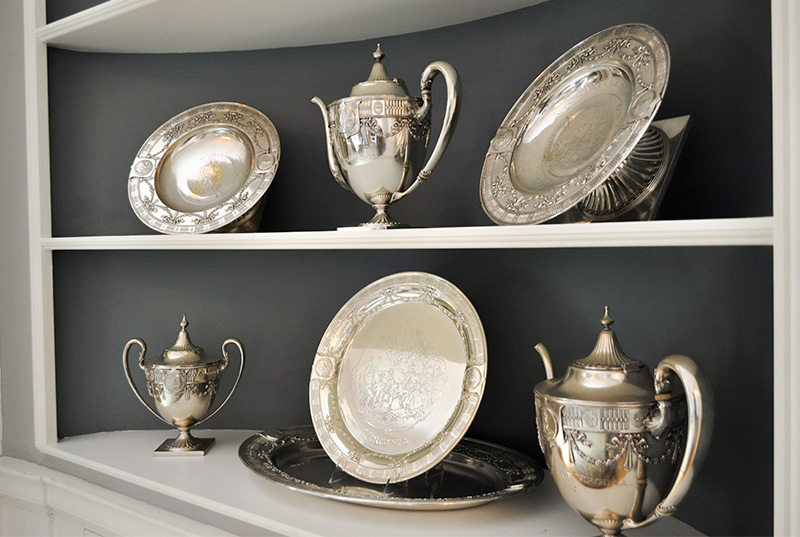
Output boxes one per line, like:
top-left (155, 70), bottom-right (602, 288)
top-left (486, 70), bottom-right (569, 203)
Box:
top-left (349, 44), bottom-right (410, 97)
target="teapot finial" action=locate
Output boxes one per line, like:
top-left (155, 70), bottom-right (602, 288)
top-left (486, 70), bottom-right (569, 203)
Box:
top-left (180, 314), bottom-right (189, 331)
top-left (600, 306), bottom-right (614, 330)
top-left (373, 44), bottom-right (385, 63)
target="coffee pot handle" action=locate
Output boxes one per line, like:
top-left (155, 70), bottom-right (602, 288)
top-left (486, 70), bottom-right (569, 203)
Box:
top-left (195, 338), bottom-right (245, 427)
top-left (625, 354), bottom-right (714, 531)
top-left (122, 338), bottom-right (170, 425)
top-left (391, 61), bottom-right (461, 203)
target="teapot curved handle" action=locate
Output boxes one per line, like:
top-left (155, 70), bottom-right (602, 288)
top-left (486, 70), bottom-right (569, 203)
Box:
top-left (122, 338), bottom-right (170, 425)
top-left (391, 60), bottom-right (461, 203)
top-left (195, 338), bottom-right (245, 427)
top-left (625, 354), bottom-right (714, 531)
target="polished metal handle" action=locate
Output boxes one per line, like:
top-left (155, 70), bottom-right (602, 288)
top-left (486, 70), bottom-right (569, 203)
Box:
top-left (122, 338), bottom-right (169, 425)
top-left (625, 354), bottom-right (715, 531)
top-left (195, 337), bottom-right (245, 426)
top-left (391, 60), bottom-right (461, 203)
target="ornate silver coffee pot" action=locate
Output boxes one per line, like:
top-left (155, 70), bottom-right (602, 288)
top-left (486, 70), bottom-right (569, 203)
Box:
top-left (123, 315), bottom-right (245, 455)
top-left (533, 308), bottom-right (713, 536)
top-left (312, 45), bottom-right (460, 228)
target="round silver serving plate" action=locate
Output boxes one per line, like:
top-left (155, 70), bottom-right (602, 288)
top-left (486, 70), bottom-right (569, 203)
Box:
top-left (239, 426), bottom-right (542, 510)
top-left (480, 24), bottom-right (670, 225)
top-left (128, 102), bottom-right (280, 234)
top-left (309, 271), bottom-right (487, 484)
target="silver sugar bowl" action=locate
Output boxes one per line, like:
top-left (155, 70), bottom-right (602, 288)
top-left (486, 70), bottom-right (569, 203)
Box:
top-left (312, 45), bottom-right (460, 229)
top-left (533, 308), bottom-right (713, 536)
top-left (123, 315), bottom-right (245, 455)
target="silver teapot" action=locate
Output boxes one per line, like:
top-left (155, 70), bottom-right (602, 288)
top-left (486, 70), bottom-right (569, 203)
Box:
top-left (312, 45), bottom-right (460, 229)
top-left (533, 308), bottom-right (713, 536)
top-left (123, 315), bottom-right (244, 455)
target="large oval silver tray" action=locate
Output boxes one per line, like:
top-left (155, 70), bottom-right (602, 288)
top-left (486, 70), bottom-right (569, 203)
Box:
top-left (309, 272), bottom-right (487, 484)
top-left (480, 23), bottom-right (670, 225)
top-left (128, 102), bottom-right (280, 234)
top-left (239, 426), bottom-right (542, 510)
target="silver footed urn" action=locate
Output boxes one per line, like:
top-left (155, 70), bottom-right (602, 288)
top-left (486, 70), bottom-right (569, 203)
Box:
top-left (533, 308), bottom-right (713, 536)
top-left (123, 315), bottom-right (245, 455)
top-left (312, 45), bottom-right (460, 229)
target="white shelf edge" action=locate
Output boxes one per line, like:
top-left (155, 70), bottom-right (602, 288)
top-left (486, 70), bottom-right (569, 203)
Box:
top-left (37, 432), bottom-right (314, 537)
top-left (34, 0), bottom-right (542, 54)
top-left (40, 217), bottom-right (774, 251)
top-left (35, 0), bottom-right (159, 45)
top-left (36, 430), bottom-right (705, 537)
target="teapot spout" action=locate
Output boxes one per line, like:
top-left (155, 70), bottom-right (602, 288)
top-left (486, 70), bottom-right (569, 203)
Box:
top-left (311, 97), bottom-right (349, 191)
top-left (534, 343), bottom-right (555, 380)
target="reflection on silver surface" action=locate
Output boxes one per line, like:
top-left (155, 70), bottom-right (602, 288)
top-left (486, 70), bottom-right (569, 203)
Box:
top-left (239, 426), bottom-right (542, 510)
top-left (312, 46), bottom-right (460, 229)
top-left (123, 315), bottom-right (245, 456)
top-left (309, 272), bottom-right (486, 484)
top-left (128, 102), bottom-right (280, 234)
top-left (533, 308), bottom-right (713, 536)
top-left (480, 24), bottom-right (670, 225)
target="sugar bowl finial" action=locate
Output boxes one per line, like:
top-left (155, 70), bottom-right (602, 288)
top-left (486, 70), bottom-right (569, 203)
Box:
top-left (123, 315), bottom-right (245, 456)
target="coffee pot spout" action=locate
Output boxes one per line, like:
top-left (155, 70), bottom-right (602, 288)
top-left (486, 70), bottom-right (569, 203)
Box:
top-left (311, 97), bottom-right (349, 191)
top-left (534, 343), bottom-right (555, 380)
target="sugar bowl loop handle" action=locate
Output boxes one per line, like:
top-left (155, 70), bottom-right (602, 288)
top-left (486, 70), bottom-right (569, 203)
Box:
top-left (391, 60), bottom-right (461, 204)
top-left (195, 337), bottom-right (245, 427)
top-left (625, 354), bottom-right (715, 531)
top-left (122, 338), bottom-right (169, 425)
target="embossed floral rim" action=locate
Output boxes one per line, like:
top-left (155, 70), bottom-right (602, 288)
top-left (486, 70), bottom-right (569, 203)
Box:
top-left (128, 102), bottom-right (280, 234)
top-left (309, 272), bottom-right (487, 484)
top-left (238, 426), bottom-right (543, 510)
top-left (479, 23), bottom-right (670, 225)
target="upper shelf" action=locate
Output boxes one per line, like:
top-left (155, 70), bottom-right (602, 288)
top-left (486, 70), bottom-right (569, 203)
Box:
top-left (42, 218), bottom-right (775, 250)
top-left (37, 0), bottom-right (544, 53)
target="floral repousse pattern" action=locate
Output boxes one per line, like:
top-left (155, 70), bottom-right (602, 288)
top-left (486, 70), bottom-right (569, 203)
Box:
top-left (128, 102), bottom-right (280, 234)
top-left (479, 24), bottom-right (668, 225)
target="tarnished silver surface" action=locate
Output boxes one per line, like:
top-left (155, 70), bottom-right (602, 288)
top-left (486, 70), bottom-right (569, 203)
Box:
top-left (533, 308), bottom-right (713, 536)
top-left (123, 315), bottom-right (245, 455)
top-left (239, 426), bottom-right (542, 510)
top-left (480, 24), bottom-right (669, 225)
top-left (312, 45), bottom-right (460, 229)
top-left (128, 102), bottom-right (280, 234)
top-left (309, 272), bottom-right (486, 484)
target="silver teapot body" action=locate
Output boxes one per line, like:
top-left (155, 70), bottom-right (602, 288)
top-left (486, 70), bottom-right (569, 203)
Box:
top-left (534, 310), bottom-right (713, 536)
top-left (312, 46), bottom-right (460, 228)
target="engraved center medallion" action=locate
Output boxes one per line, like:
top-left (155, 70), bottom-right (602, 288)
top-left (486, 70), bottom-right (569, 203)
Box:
top-left (337, 302), bottom-right (468, 456)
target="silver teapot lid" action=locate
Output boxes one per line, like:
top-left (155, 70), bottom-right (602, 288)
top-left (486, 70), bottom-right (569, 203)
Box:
top-left (349, 45), bottom-right (410, 97)
top-left (535, 308), bottom-right (654, 403)
top-left (147, 315), bottom-right (218, 367)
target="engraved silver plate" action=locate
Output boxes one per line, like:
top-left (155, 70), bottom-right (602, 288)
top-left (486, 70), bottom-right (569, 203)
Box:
top-left (239, 426), bottom-right (541, 510)
top-left (128, 102), bottom-right (280, 234)
top-left (480, 24), bottom-right (669, 225)
top-left (309, 272), bottom-right (487, 484)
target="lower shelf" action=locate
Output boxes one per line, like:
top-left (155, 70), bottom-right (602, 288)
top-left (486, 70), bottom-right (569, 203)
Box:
top-left (40, 430), bottom-right (704, 537)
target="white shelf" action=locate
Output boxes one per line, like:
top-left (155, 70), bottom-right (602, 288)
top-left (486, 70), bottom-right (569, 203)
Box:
top-left (42, 217), bottom-right (774, 251)
top-left (40, 429), bottom-right (704, 537)
top-left (37, 0), bottom-right (542, 53)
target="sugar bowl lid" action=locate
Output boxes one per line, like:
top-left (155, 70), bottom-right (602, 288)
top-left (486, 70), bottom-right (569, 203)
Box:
top-left (145, 315), bottom-right (218, 367)
top-left (534, 308), bottom-right (655, 403)
top-left (349, 44), bottom-right (410, 98)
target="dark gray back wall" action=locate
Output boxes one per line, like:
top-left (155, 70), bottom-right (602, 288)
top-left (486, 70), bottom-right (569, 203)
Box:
top-left (47, 1), bottom-right (774, 536)
top-left (48, 0), bottom-right (771, 237)
top-left (54, 246), bottom-right (772, 536)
